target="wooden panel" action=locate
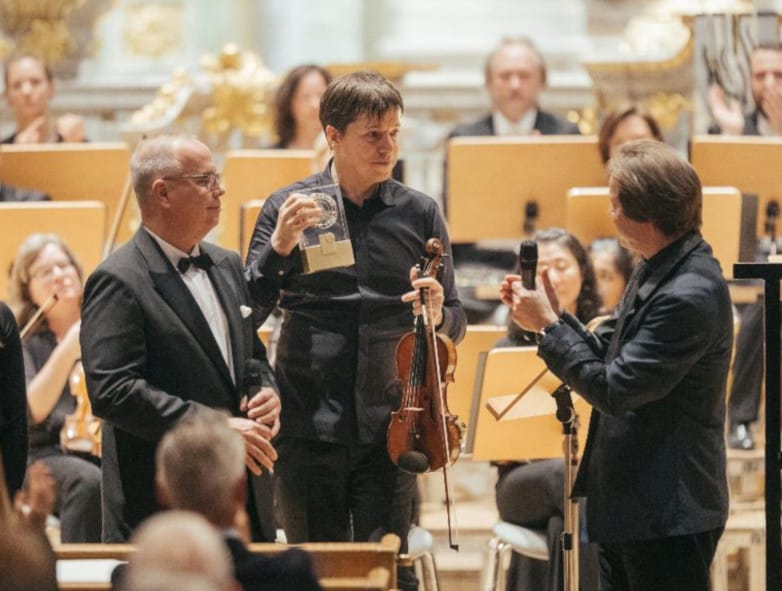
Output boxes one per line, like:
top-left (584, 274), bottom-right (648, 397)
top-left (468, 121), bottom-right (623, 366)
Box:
top-left (220, 150), bottom-right (314, 253)
top-left (471, 347), bottom-right (590, 461)
top-left (566, 185), bottom-right (742, 280)
top-left (447, 136), bottom-right (605, 243)
top-left (691, 135), bottom-right (782, 238)
top-left (0, 143), bottom-right (133, 247)
top-left (240, 199), bottom-right (266, 260)
top-left (449, 325), bottom-right (506, 427)
top-left (0, 202), bottom-right (106, 300)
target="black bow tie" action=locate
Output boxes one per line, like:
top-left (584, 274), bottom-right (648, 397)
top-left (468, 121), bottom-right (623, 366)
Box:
top-left (177, 252), bottom-right (213, 274)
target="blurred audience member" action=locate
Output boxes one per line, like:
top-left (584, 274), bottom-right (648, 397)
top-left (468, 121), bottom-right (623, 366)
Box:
top-left (2, 53), bottom-right (86, 144)
top-left (121, 511), bottom-right (239, 591)
top-left (156, 413), bottom-right (322, 591)
top-left (589, 237), bottom-right (634, 314)
top-left (8, 233), bottom-right (102, 542)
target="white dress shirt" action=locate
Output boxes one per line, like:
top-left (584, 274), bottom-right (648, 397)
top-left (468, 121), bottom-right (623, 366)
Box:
top-left (144, 227), bottom-right (235, 382)
top-left (492, 109), bottom-right (538, 136)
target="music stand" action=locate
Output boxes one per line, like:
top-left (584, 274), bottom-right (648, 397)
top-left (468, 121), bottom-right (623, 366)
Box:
top-left (469, 347), bottom-right (590, 591)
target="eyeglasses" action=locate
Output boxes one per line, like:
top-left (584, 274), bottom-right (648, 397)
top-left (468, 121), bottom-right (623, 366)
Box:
top-left (162, 172), bottom-right (223, 190)
top-left (29, 261), bottom-right (75, 282)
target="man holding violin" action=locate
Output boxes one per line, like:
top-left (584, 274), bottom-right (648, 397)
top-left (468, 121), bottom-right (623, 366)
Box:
top-left (245, 71), bottom-right (466, 591)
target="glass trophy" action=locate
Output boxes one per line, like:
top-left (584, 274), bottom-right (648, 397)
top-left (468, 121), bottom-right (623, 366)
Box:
top-left (294, 183), bottom-right (355, 273)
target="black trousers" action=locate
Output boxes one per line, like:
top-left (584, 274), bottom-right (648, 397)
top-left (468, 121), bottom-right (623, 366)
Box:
top-left (598, 527), bottom-right (723, 591)
top-left (274, 438), bottom-right (418, 591)
top-left (728, 300), bottom-right (765, 425)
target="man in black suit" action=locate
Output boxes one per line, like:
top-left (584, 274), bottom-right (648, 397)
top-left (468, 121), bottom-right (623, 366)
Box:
top-left (445, 37), bottom-right (579, 323)
top-left (503, 140), bottom-right (731, 590)
top-left (81, 135), bottom-right (280, 542)
top-left (155, 413), bottom-right (321, 591)
top-left (709, 44), bottom-right (782, 449)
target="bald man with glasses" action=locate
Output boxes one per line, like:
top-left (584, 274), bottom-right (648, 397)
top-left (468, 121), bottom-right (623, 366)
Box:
top-left (81, 135), bottom-right (280, 542)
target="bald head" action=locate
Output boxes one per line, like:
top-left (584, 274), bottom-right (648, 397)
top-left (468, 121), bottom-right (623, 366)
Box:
top-left (130, 136), bottom-right (193, 209)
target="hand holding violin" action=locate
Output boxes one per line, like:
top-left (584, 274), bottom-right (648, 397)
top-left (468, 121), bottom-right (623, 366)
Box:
top-left (401, 266), bottom-right (444, 326)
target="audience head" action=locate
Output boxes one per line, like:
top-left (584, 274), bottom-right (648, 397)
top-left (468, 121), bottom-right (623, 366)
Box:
top-left (597, 105), bottom-right (663, 164)
top-left (750, 44), bottom-right (782, 119)
top-left (0, 521), bottom-right (57, 591)
top-left (589, 237), bottom-right (634, 313)
top-left (608, 140), bottom-right (702, 246)
top-left (8, 233), bottom-right (83, 328)
top-left (3, 53), bottom-right (54, 126)
top-left (274, 64), bottom-right (332, 149)
top-left (484, 37), bottom-right (546, 123)
top-left (155, 412), bottom-right (245, 528)
top-left (122, 511), bottom-right (237, 591)
top-left (130, 135), bottom-right (224, 251)
top-left (320, 71), bottom-right (403, 188)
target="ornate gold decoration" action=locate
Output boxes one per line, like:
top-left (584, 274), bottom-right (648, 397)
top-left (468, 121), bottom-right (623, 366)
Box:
top-left (121, 44), bottom-right (278, 151)
top-left (646, 92), bottom-right (692, 130)
top-left (122, 3), bottom-right (183, 58)
top-left (0, 0), bottom-right (111, 78)
top-left (200, 44), bottom-right (277, 147)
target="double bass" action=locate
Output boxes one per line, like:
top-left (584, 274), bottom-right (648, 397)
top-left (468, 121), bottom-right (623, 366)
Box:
top-left (387, 237), bottom-right (463, 549)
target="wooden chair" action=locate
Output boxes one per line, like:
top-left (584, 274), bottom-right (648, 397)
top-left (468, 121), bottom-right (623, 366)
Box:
top-left (240, 199), bottom-right (267, 259)
top-left (446, 137), bottom-right (605, 243)
top-left (565, 185), bottom-right (743, 279)
top-left (0, 143), bottom-right (132, 247)
top-left (0, 201), bottom-right (107, 300)
top-left (220, 150), bottom-right (314, 253)
top-left (56, 534), bottom-right (401, 590)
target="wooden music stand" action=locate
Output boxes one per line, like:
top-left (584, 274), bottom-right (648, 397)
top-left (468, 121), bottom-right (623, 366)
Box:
top-left (449, 325), bottom-right (506, 424)
top-left (239, 199), bottom-right (267, 259)
top-left (0, 202), bottom-right (106, 300)
top-left (0, 143), bottom-right (133, 245)
top-left (446, 137), bottom-right (605, 243)
top-left (468, 347), bottom-right (590, 461)
top-left (220, 150), bottom-right (314, 253)
top-left (565, 186), bottom-right (743, 280)
top-left (691, 135), bottom-right (782, 238)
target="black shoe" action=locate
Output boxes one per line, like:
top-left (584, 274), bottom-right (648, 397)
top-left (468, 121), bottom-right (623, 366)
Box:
top-left (728, 423), bottom-right (755, 450)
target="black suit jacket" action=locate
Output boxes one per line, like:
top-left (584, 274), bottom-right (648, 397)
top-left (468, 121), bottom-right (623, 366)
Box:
top-left (81, 229), bottom-right (276, 541)
top-left (539, 233), bottom-right (732, 543)
top-left (448, 109), bottom-right (580, 138)
top-left (225, 536), bottom-right (322, 591)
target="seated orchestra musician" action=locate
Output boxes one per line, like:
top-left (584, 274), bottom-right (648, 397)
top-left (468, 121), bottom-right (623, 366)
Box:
top-left (2, 52), bottom-right (86, 145)
top-left (8, 233), bottom-right (102, 543)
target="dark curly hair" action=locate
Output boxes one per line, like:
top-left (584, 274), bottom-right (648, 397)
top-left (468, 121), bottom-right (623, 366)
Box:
top-left (273, 64), bottom-right (332, 148)
top-left (504, 227), bottom-right (601, 345)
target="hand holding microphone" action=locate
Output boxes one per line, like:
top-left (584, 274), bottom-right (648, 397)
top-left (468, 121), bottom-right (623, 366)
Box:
top-left (241, 359), bottom-right (281, 437)
top-left (501, 239), bottom-right (561, 332)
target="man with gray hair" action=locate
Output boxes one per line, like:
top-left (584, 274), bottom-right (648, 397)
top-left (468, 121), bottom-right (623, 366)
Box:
top-left (156, 413), bottom-right (321, 591)
top-left (81, 135), bottom-right (280, 542)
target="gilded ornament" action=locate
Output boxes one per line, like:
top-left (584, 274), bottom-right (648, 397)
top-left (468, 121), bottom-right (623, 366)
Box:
top-left (122, 3), bottom-right (183, 58)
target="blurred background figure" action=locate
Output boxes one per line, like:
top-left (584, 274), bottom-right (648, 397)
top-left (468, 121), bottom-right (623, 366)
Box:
top-left (597, 105), bottom-right (664, 166)
top-left (589, 237), bottom-right (634, 315)
top-left (272, 64), bottom-right (332, 150)
top-left (8, 233), bottom-right (102, 542)
top-left (2, 53), bottom-right (86, 144)
top-left (120, 510), bottom-right (239, 591)
top-left (494, 227), bottom-right (601, 591)
top-left (0, 300), bottom-right (27, 501)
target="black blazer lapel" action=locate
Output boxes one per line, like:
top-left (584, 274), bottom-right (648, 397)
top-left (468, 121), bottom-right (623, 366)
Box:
top-left (204, 246), bottom-right (246, 394)
top-left (134, 231), bottom-right (235, 391)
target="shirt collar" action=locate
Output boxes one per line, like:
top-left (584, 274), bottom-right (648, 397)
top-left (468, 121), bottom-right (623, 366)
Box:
top-left (636, 231), bottom-right (702, 302)
top-left (143, 226), bottom-right (201, 269)
top-left (493, 109), bottom-right (538, 136)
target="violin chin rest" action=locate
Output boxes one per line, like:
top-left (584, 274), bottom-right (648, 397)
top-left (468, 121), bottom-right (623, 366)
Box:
top-left (398, 451), bottom-right (429, 474)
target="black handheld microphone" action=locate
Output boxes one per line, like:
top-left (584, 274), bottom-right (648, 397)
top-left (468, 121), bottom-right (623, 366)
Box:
top-left (519, 240), bottom-right (538, 290)
top-left (243, 358), bottom-right (264, 405)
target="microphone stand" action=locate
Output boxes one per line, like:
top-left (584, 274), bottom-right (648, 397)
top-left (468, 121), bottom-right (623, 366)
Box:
top-left (551, 383), bottom-right (580, 591)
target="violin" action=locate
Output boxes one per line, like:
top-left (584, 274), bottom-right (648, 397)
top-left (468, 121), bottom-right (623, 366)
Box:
top-left (387, 237), bottom-right (463, 549)
top-left (60, 361), bottom-right (101, 458)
